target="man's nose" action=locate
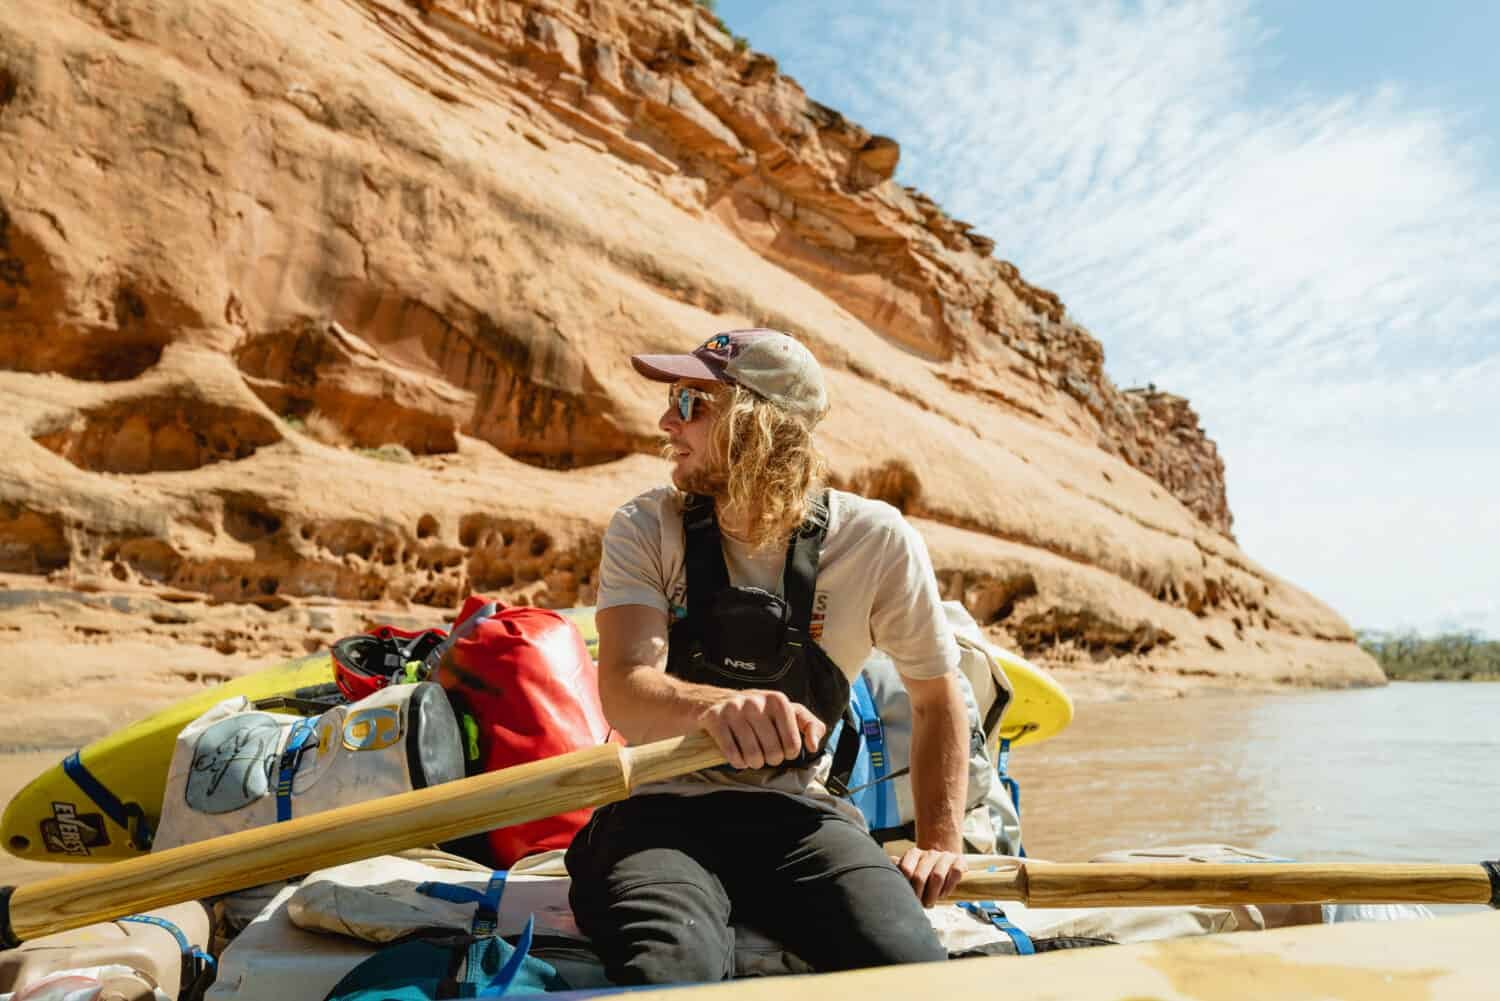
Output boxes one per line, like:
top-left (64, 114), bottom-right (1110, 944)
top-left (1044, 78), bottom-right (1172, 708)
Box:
top-left (659, 406), bottom-right (681, 433)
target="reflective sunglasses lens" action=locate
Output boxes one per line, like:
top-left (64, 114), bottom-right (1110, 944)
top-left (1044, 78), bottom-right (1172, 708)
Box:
top-left (673, 388), bottom-right (694, 422)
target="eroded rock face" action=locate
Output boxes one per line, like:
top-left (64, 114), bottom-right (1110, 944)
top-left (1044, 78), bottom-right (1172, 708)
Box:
top-left (0, 0), bottom-right (1378, 743)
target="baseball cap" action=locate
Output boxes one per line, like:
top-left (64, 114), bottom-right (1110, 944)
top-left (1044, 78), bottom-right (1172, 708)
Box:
top-left (631, 329), bottom-right (828, 425)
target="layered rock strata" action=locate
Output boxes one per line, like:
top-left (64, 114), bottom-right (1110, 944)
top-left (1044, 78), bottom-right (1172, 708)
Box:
top-left (0, 0), bottom-right (1379, 744)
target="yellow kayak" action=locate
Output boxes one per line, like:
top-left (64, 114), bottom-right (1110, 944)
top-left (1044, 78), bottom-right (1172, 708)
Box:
top-left (988, 645), bottom-right (1074, 750)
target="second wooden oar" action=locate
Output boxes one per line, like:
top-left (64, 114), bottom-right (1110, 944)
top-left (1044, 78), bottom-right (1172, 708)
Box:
top-left (0, 732), bottom-right (727, 946)
top-left (948, 859), bottom-right (1500, 908)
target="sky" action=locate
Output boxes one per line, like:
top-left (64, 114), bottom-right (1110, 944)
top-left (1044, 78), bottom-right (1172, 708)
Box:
top-left (717, 0), bottom-right (1500, 639)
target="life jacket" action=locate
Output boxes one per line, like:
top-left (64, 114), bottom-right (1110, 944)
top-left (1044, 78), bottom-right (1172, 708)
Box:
top-left (430, 596), bottom-right (619, 868)
top-left (827, 602), bottom-right (1023, 855)
top-left (666, 492), bottom-right (849, 764)
top-left (152, 682), bottom-right (464, 852)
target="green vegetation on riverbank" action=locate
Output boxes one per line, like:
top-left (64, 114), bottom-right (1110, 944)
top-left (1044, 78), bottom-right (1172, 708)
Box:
top-left (1358, 630), bottom-right (1500, 681)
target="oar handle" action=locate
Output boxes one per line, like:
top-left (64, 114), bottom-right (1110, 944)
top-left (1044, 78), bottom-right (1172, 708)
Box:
top-left (947, 860), bottom-right (1500, 908)
top-left (1, 731), bottom-right (726, 946)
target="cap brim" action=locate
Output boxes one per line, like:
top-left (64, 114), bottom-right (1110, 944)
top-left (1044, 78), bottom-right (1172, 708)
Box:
top-left (630, 353), bottom-right (722, 383)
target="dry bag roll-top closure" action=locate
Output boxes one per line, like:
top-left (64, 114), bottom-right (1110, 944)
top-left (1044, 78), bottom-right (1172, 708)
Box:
top-left (666, 492), bottom-right (848, 766)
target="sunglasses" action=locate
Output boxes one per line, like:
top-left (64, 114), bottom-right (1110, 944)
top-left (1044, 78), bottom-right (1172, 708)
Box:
top-left (669, 385), bottom-right (714, 422)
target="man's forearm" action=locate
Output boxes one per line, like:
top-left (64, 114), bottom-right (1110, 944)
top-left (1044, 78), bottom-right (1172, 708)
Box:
top-left (908, 673), bottom-right (969, 853)
top-left (596, 604), bottom-right (732, 745)
top-left (603, 665), bottom-right (732, 744)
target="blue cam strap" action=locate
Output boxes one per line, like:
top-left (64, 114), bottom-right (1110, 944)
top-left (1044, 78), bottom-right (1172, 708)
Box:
top-left (275, 717), bottom-right (320, 823)
top-left (959, 900), bottom-right (1035, 955)
top-left (119, 914), bottom-right (215, 989)
top-left (417, 872), bottom-right (537, 997)
top-left (996, 737), bottom-right (1025, 858)
top-left (851, 676), bottom-right (894, 827)
top-left (416, 870), bottom-right (509, 936)
top-left (62, 752), bottom-right (153, 851)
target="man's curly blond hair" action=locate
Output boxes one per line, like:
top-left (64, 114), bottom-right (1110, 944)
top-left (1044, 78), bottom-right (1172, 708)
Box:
top-left (672, 384), bottom-right (828, 551)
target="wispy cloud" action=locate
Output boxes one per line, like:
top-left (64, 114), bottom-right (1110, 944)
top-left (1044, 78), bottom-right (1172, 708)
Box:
top-left (729, 0), bottom-right (1500, 635)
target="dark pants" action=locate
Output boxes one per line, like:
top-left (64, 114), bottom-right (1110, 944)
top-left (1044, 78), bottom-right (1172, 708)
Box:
top-left (564, 791), bottom-right (947, 985)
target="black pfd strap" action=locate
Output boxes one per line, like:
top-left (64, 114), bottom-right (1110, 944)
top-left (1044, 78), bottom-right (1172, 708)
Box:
top-left (62, 752), bottom-right (153, 852)
top-left (784, 495), bottom-right (830, 642)
top-left (682, 492), bottom-right (829, 643)
top-left (1484, 860), bottom-right (1499, 909)
top-left (682, 495), bottom-right (732, 631)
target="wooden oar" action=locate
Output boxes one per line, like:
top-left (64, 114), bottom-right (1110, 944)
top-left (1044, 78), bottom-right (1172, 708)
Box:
top-left (3, 732), bottom-right (1495, 947)
top-left (0, 732), bottom-right (726, 946)
top-left (947, 858), bottom-right (1500, 908)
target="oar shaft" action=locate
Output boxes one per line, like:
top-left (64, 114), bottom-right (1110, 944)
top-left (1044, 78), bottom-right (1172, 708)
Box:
top-left (949, 861), bottom-right (1499, 907)
top-left (2, 732), bottom-right (726, 945)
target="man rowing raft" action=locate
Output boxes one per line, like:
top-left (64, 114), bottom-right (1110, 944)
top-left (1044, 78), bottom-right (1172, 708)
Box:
top-left (565, 328), bottom-right (971, 983)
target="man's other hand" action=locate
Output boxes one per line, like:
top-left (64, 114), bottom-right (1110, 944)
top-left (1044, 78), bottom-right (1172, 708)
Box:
top-left (897, 845), bottom-right (966, 908)
top-left (698, 690), bottom-right (825, 769)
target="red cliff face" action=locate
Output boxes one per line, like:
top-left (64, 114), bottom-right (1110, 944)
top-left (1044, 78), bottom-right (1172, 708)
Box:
top-left (0, 0), bottom-right (1375, 742)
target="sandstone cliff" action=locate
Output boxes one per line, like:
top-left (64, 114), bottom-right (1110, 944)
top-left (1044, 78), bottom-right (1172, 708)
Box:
top-left (0, 0), bottom-right (1380, 745)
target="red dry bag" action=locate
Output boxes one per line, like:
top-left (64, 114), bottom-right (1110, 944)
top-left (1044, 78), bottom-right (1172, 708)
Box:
top-left (432, 596), bottom-right (618, 867)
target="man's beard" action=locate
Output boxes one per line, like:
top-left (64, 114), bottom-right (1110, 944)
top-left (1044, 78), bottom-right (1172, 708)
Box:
top-left (673, 463), bottom-right (729, 498)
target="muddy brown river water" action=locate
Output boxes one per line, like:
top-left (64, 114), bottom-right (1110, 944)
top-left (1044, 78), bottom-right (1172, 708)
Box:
top-left (1011, 681), bottom-right (1500, 864)
top-left (3, 682), bottom-right (1496, 891)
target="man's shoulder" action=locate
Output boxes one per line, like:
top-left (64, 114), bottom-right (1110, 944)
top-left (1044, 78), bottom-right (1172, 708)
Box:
top-left (826, 488), bottom-right (907, 535)
top-left (606, 487), bottom-right (688, 554)
top-left (614, 486), bottom-right (683, 524)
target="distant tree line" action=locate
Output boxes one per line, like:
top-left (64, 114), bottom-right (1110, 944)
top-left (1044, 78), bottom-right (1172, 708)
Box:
top-left (1358, 630), bottom-right (1500, 681)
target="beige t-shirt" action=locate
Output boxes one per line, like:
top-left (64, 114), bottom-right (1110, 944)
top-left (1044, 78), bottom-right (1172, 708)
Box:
top-left (597, 486), bottom-right (960, 817)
